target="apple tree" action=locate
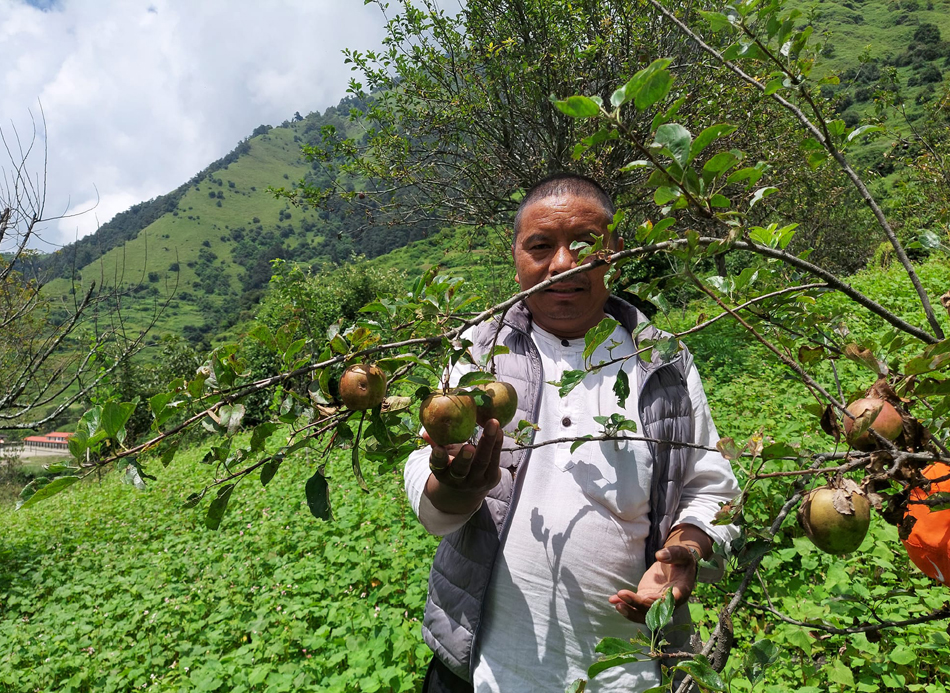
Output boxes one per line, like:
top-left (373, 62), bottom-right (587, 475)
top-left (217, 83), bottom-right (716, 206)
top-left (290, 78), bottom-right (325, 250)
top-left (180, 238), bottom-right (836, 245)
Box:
top-left (17, 0), bottom-right (950, 691)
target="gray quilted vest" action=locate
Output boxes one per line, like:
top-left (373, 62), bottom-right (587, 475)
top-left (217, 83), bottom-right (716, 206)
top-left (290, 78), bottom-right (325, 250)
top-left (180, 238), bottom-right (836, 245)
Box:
top-left (421, 296), bottom-right (695, 688)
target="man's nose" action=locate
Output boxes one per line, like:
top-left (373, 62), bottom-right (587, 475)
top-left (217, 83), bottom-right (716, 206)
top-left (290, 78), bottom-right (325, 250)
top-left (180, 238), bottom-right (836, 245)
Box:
top-left (550, 244), bottom-right (578, 274)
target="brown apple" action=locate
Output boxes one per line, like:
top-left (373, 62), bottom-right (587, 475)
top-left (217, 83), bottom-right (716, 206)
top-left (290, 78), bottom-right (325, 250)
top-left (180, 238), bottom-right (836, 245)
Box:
top-left (420, 392), bottom-right (477, 446)
top-left (798, 486), bottom-right (871, 555)
top-left (844, 397), bottom-right (903, 451)
top-left (339, 364), bottom-right (387, 410)
top-left (475, 381), bottom-right (518, 428)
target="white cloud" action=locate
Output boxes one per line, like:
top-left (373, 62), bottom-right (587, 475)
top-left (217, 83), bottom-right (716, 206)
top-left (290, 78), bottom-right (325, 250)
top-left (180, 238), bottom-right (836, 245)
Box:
top-left (0, 0), bottom-right (390, 249)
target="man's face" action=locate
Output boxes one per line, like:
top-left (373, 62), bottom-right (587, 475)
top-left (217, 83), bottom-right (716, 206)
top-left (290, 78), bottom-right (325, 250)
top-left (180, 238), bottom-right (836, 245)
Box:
top-left (512, 192), bottom-right (622, 339)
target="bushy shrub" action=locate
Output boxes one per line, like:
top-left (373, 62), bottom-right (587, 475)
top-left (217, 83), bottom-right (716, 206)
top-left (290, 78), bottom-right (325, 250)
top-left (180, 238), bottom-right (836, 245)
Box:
top-left (240, 259), bottom-right (406, 424)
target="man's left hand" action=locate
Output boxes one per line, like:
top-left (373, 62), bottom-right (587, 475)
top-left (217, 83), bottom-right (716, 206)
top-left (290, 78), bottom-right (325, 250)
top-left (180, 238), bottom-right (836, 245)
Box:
top-left (608, 545), bottom-right (698, 624)
top-left (609, 524), bottom-right (712, 624)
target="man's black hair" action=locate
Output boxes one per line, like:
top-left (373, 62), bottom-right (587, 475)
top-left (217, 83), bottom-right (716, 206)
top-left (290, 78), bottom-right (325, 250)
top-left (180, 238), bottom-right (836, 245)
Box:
top-left (513, 172), bottom-right (616, 238)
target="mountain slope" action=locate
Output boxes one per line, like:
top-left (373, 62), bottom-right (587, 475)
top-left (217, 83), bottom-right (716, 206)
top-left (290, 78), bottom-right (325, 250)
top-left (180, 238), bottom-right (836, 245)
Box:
top-left (41, 105), bottom-right (433, 344)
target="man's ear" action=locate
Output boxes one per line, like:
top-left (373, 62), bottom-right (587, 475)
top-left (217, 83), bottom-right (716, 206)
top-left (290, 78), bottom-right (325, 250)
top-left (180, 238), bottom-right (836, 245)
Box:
top-left (511, 242), bottom-right (519, 284)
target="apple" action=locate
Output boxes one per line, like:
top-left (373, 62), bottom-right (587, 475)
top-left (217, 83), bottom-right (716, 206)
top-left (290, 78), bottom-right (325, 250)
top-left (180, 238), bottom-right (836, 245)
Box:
top-left (339, 364), bottom-right (387, 410)
top-left (420, 392), bottom-right (477, 446)
top-left (797, 486), bottom-right (871, 555)
top-left (844, 397), bottom-right (903, 451)
top-left (475, 381), bottom-right (518, 428)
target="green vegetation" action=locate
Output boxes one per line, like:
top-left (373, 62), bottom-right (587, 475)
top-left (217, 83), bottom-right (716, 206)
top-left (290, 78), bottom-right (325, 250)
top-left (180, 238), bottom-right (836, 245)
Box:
top-left (3, 258), bottom-right (950, 691)
top-left (4, 0), bottom-right (950, 690)
top-left (0, 443), bottom-right (436, 692)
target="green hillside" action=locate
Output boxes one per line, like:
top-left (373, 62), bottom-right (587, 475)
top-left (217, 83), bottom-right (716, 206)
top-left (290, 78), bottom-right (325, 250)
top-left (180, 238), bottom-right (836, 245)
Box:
top-left (40, 108), bottom-right (433, 347)
top-left (807, 0), bottom-right (950, 168)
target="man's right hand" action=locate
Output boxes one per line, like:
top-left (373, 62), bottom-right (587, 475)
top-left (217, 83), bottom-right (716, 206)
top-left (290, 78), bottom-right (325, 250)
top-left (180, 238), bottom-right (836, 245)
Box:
top-left (423, 419), bottom-right (504, 515)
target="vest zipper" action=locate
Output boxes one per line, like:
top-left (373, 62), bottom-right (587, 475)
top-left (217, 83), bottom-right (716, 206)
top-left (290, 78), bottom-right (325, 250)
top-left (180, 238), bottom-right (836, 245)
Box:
top-left (467, 321), bottom-right (541, 680)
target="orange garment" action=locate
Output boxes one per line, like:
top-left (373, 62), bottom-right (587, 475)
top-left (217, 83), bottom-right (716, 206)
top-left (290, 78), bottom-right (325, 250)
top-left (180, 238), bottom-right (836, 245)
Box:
top-left (902, 463), bottom-right (950, 586)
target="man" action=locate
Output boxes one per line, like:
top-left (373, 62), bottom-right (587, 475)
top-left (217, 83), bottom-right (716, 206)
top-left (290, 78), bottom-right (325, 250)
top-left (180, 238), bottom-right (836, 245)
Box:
top-left (404, 173), bottom-right (740, 692)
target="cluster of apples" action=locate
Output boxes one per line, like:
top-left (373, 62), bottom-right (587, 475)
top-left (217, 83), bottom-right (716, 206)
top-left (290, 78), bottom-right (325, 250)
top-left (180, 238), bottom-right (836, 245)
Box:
top-left (339, 364), bottom-right (517, 445)
top-left (797, 397), bottom-right (905, 555)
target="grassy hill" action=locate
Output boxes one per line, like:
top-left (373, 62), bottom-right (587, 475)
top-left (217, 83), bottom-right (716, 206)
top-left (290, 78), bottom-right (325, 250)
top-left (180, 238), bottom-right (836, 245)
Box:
top-left (39, 107), bottom-right (433, 348)
top-left (806, 0), bottom-right (950, 168)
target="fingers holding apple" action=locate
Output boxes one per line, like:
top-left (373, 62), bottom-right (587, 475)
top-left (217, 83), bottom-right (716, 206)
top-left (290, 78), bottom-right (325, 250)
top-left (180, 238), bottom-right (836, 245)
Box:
top-left (424, 419), bottom-right (503, 491)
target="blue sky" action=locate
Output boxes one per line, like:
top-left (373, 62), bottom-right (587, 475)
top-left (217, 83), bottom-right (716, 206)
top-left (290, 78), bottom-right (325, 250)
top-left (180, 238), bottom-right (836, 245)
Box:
top-left (1, 0), bottom-right (389, 249)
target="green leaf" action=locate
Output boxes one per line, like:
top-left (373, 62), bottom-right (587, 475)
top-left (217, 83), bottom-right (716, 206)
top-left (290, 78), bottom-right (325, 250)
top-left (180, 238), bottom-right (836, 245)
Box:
top-left (798, 345), bottom-right (825, 365)
top-left (612, 58), bottom-right (672, 109)
top-left (549, 369), bottom-right (587, 397)
top-left (654, 186), bottom-right (680, 206)
top-left (570, 435), bottom-right (594, 453)
top-left (554, 95), bottom-right (602, 118)
top-left (458, 371), bottom-right (496, 388)
top-left (761, 442), bottom-right (796, 460)
top-left (703, 152), bottom-right (739, 178)
top-left (565, 680), bottom-right (587, 693)
top-left (619, 159), bottom-right (651, 172)
top-left (329, 334), bottom-right (349, 354)
top-left (675, 655), bottom-right (725, 691)
top-left (587, 652), bottom-right (642, 678)
top-left (709, 194), bottom-right (731, 208)
top-left (101, 400), bottom-right (138, 439)
top-left (889, 645), bottom-right (916, 666)
top-left (148, 391), bottom-right (175, 419)
top-left (645, 589), bottom-right (675, 633)
top-left (763, 78), bottom-right (784, 95)
top-left (249, 422), bottom-right (279, 453)
top-left (181, 489), bottom-right (206, 509)
top-left (205, 484), bottom-right (235, 530)
top-left (749, 186), bottom-right (778, 209)
top-left (260, 457), bottom-right (281, 487)
top-left (634, 70), bottom-right (674, 112)
top-left (595, 637), bottom-right (640, 656)
top-left (847, 124), bottom-right (884, 142)
top-left (248, 666), bottom-right (271, 686)
top-left (725, 166), bottom-right (763, 187)
top-left (807, 150), bottom-right (828, 170)
top-left (351, 444), bottom-right (368, 493)
top-left (654, 123), bottom-right (692, 168)
top-left (247, 323), bottom-right (277, 351)
top-left (160, 440), bottom-right (180, 468)
top-left (699, 10), bottom-right (733, 31)
top-left (583, 318), bottom-right (620, 362)
top-left (305, 468), bottom-right (332, 520)
top-left (905, 351), bottom-right (950, 375)
top-left (68, 431), bottom-right (89, 460)
top-left (16, 476), bottom-right (80, 510)
top-left (651, 95), bottom-right (687, 131)
top-left (689, 124), bottom-right (737, 162)
top-left (743, 639), bottom-right (780, 685)
top-left (614, 369), bottom-right (630, 409)
top-left (826, 659), bottom-right (855, 687)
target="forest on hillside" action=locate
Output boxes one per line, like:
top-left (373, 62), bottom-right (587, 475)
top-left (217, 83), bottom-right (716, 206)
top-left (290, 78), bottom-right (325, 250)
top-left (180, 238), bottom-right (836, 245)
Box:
top-left (2, 0), bottom-right (950, 690)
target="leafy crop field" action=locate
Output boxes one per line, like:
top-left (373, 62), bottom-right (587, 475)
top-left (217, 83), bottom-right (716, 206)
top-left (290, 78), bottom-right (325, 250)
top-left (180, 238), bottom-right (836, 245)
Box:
top-left (0, 445), bottom-right (437, 692)
top-left (4, 258), bottom-right (950, 692)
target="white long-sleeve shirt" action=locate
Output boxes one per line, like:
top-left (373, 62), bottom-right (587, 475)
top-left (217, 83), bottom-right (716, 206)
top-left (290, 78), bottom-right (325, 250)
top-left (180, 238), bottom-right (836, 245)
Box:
top-left (404, 323), bottom-right (740, 692)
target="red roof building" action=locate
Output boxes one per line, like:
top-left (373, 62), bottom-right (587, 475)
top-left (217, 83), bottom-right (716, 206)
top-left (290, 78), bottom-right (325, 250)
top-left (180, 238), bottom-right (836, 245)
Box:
top-left (24, 432), bottom-right (74, 450)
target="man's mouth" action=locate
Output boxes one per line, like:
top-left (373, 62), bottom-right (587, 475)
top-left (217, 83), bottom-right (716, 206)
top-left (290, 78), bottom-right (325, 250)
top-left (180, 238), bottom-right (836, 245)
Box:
top-left (545, 285), bottom-right (585, 294)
